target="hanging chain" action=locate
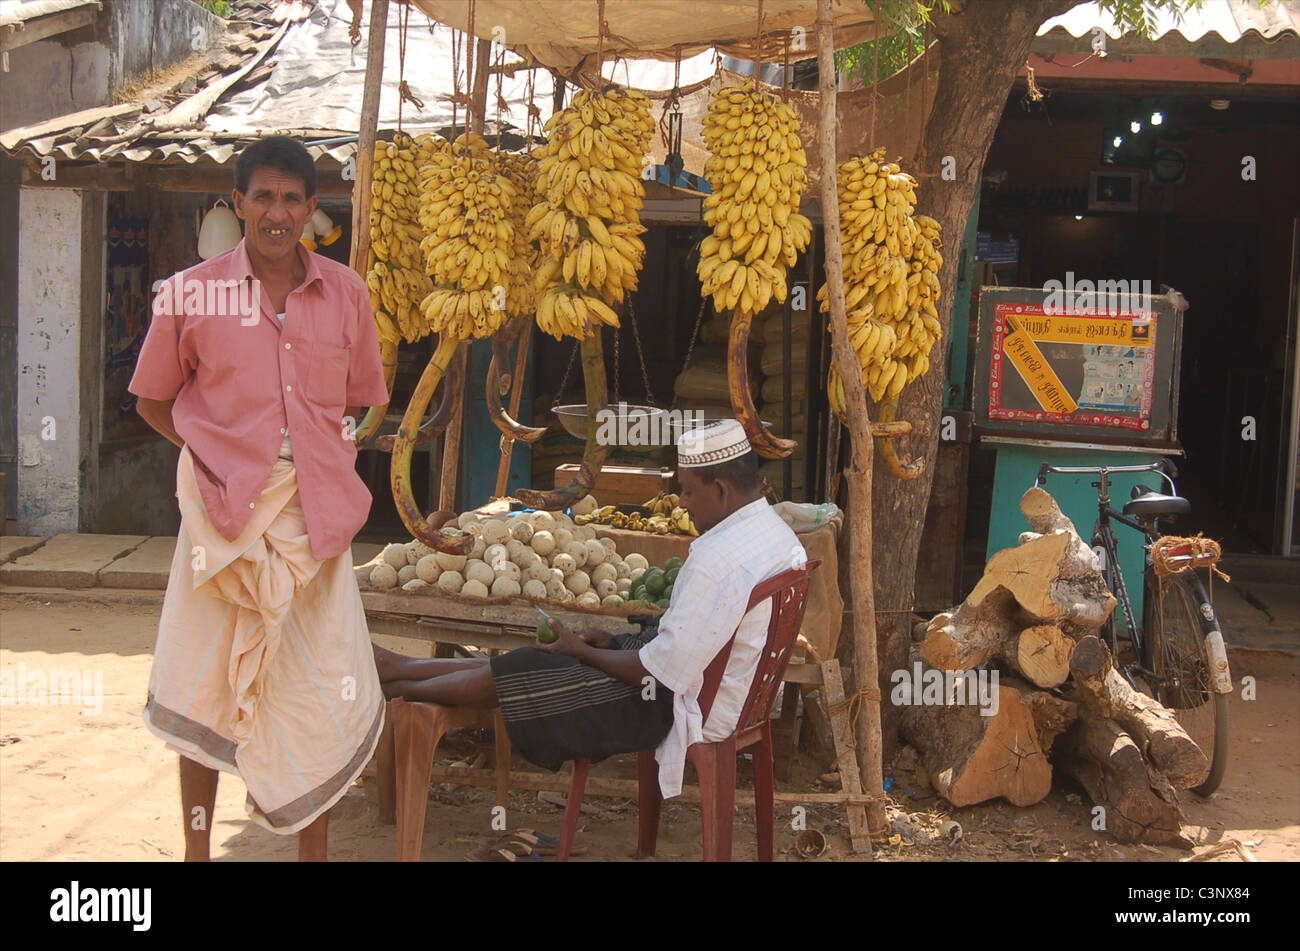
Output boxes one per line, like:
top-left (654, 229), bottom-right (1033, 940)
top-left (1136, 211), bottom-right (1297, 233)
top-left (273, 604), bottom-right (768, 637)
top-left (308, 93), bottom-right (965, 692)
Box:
top-left (626, 296), bottom-right (655, 406)
top-left (669, 297), bottom-right (709, 411)
top-left (552, 338), bottom-right (580, 411)
top-left (612, 324), bottom-right (621, 403)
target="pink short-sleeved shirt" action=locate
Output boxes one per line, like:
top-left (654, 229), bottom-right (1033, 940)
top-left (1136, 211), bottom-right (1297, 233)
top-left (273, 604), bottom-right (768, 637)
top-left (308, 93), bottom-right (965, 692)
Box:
top-left (129, 239), bottom-right (390, 560)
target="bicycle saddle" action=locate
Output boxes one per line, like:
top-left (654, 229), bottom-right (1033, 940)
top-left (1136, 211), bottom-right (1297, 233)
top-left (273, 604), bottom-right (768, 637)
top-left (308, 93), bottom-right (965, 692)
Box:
top-left (1122, 483), bottom-right (1191, 518)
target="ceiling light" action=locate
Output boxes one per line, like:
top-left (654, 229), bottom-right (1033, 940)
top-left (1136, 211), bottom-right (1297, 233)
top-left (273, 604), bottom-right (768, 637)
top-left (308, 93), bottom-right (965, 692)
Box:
top-left (1210, 99), bottom-right (1230, 110)
top-left (1074, 215), bottom-right (1084, 221)
top-left (1150, 111), bottom-right (1163, 125)
top-left (1112, 135), bottom-right (1123, 148)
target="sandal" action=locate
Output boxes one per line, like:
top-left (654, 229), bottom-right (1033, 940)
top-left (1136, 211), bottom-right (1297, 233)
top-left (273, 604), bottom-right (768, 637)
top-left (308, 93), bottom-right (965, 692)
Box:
top-left (513, 828), bottom-right (587, 857)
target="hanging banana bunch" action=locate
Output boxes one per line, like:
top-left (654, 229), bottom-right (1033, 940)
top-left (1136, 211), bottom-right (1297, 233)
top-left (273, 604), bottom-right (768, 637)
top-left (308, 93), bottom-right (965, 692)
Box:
top-left (355, 133), bottom-right (441, 446)
top-left (697, 80), bottom-right (813, 459)
top-left (821, 148), bottom-right (943, 480)
top-left (515, 85), bottom-right (655, 512)
top-left (526, 85), bottom-right (654, 340)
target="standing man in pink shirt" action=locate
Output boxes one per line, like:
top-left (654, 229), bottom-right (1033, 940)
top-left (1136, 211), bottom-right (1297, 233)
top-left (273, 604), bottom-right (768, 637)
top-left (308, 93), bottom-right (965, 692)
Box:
top-left (130, 136), bottom-right (390, 861)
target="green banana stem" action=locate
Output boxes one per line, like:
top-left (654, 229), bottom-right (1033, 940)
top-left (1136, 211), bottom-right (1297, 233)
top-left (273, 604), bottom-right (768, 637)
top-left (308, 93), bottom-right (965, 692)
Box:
top-left (876, 394), bottom-right (924, 480)
top-left (729, 310), bottom-right (797, 459)
top-left (374, 342), bottom-right (467, 452)
top-left (515, 331), bottom-right (608, 510)
top-left (390, 333), bottom-right (473, 553)
top-left (353, 337), bottom-right (398, 447)
top-left (487, 320), bottom-right (546, 443)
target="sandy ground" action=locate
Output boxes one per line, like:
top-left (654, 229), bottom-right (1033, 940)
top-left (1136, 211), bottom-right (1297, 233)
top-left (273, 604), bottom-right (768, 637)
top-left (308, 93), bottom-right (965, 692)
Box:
top-left (1, 590), bottom-right (1296, 862)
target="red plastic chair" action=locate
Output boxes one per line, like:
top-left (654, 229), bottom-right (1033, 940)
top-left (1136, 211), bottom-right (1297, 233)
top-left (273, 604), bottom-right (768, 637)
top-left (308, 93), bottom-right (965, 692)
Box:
top-left (557, 560), bottom-right (820, 861)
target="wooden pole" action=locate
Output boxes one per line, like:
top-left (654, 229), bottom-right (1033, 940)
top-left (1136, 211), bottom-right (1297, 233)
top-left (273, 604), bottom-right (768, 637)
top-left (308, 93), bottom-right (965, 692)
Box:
top-left (437, 37), bottom-right (493, 513)
top-left (349, 0), bottom-right (388, 273)
top-left (817, 0), bottom-right (887, 844)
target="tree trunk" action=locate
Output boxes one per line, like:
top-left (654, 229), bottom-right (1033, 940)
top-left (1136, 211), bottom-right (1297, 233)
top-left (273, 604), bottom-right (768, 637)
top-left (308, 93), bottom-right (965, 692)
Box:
top-left (900, 670), bottom-right (1053, 807)
top-left (968, 529), bottom-right (1115, 632)
top-left (1005, 623), bottom-right (1075, 688)
top-left (865, 0), bottom-right (1077, 761)
top-left (1069, 635), bottom-right (1210, 790)
top-left (1054, 715), bottom-right (1193, 848)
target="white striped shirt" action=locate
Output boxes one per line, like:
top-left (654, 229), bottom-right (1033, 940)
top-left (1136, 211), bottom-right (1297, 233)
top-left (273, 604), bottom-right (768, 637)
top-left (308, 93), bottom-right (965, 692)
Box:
top-left (639, 497), bottom-right (805, 798)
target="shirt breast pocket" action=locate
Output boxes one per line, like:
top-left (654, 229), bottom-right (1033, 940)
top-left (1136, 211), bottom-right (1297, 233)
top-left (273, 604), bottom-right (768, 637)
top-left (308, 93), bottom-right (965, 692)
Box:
top-left (306, 342), bottom-right (350, 408)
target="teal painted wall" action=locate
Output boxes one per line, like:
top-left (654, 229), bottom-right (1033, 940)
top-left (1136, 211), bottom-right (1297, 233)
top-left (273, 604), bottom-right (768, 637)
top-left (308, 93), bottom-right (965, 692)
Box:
top-left (460, 338), bottom-right (533, 510)
top-left (986, 443), bottom-right (1167, 633)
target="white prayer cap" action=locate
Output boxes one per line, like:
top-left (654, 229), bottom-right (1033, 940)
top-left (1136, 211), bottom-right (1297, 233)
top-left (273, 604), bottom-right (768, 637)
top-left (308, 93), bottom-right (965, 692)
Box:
top-left (676, 419), bottom-right (752, 469)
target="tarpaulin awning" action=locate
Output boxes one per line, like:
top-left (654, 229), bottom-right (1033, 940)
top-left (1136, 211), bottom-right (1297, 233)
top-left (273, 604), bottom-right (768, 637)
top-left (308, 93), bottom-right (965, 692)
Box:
top-left (409, 0), bottom-right (879, 70)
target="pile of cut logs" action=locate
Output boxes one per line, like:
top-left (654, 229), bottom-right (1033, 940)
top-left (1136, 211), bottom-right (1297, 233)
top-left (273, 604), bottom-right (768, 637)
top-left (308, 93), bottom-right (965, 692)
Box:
top-left (900, 486), bottom-right (1204, 847)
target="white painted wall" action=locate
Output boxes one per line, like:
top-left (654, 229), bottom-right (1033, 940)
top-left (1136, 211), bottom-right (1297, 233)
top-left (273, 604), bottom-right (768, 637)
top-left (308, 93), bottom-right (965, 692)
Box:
top-left (16, 187), bottom-right (86, 535)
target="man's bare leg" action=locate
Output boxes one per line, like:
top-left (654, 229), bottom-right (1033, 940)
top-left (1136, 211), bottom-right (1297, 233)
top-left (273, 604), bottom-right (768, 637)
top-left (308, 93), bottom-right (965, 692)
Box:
top-left (383, 663), bottom-right (499, 706)
top-left (179, 756), bottom-right (219, 862)
top-left (372, 643), bottom-right (488, 683)
top-left (298, 810), bottom-right (328, 862)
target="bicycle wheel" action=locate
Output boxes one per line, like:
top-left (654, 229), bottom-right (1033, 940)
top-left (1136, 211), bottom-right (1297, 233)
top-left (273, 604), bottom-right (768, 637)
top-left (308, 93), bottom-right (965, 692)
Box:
top-left (1091, 529), bottom-right (1120, 656)
top-left (1143, 571), bottom-right (1229, 796)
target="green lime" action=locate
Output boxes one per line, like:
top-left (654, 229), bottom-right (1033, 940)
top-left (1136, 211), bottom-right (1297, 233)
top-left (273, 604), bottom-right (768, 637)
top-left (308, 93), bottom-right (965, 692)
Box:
top-left (664, 556), bottom-right (684, 573)
top-left (656, 597), bottom-right (671, 610)
top-left (664, 582), bottom-right (674, 601)
top-left (632, 585), bottom-right (647, 603)
top-left (643, 569), bottom-right (666, 597)
top-left (665, 565), bottom-right (680, 584)
top-left (537, 618), bottom-right (558, 644)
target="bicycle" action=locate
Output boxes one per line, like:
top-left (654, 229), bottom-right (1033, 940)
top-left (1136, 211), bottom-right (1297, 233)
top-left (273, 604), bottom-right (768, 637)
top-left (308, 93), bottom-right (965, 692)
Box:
top-left (1035, 460), bottom-right (1230, 796)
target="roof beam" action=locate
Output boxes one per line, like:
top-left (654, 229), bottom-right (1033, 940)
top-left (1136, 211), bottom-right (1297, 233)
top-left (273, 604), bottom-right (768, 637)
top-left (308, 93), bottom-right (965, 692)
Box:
top-left (0, 4), bottom-right (100, 53)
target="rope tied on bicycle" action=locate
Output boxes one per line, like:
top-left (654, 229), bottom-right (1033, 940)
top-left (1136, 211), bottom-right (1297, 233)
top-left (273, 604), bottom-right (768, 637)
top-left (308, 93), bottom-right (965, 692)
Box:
top-left (1151, 533), bottom-right (1231, 587)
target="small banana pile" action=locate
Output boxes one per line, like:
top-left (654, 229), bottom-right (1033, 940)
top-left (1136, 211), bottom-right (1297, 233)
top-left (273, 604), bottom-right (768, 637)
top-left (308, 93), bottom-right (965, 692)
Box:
top-left (642, 491), bottom-right (680, 516)
top-left (820, 148), bottom-right (943, 408)
top-left (697, 81), bottom-right (813, 315)
top-left (367, 134), bottom-right (438, 346)
top-left (575, 501), bottom-right (698, 536)
top-left (528, 86), bottom-right (654, 340)
top-left (417, 133), bottom-right (517, 339)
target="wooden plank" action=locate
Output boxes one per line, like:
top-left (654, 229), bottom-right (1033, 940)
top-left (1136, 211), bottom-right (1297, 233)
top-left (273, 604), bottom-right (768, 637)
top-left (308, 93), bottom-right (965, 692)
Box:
top-left (821, 659), bottom-right (873, 853)
top-left (348, 0), bottom-right (386, 272)
top-left (1, 4), bottom-right (100, 53)
top-left (152, 20), bottom-right (292, 131)
top-left (425, 766), bottom-right (885, 807)
top-left (554, 464), bottom-right (667, 506)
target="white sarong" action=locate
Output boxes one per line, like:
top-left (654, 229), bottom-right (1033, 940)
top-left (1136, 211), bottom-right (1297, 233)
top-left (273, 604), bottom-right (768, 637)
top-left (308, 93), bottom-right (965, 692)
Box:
top-left (143, 444), bottom-right (384, 834)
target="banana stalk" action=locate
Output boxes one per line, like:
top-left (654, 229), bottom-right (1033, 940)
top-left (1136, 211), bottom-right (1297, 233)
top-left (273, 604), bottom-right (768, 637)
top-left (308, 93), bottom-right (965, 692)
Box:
top-left (729, 311), bottom-right (798, 459)
top-left (875, 393), bottom-right (924, 480)
top-left (486, 319), bottom-right (546, 443)
top-left (389, 333), bottom-right (474, 553)
top-left (515, 332), bottom-right (608, 510)
top-left (374, 342), bottom-right (467, 452)
top-left (352, 338), bottom-right (398, 447)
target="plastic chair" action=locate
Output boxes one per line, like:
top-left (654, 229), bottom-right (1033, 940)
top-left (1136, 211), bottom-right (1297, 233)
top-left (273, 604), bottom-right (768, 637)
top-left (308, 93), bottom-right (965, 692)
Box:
top-left (557, 560), bottom-right (820, 861)
top-left (375, 697), bottom-right (511, 861)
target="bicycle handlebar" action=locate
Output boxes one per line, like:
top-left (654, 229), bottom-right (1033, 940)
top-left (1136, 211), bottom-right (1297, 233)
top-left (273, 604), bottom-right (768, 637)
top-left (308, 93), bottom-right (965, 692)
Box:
top-left (1035, 460), bottom-right (1177, 495)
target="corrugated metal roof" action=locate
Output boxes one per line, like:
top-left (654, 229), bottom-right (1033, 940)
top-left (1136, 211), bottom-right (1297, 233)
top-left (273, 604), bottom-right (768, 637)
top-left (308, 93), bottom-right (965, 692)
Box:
top-left (1036, 0), bottom-right (1300, 58)
top-left (1, 0), bottom-right (729, 169)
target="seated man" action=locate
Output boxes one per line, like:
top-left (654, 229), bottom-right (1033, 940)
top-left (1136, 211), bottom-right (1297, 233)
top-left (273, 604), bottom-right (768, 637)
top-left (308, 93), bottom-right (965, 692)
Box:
top-left (374, 419), bottom-right (806, 797)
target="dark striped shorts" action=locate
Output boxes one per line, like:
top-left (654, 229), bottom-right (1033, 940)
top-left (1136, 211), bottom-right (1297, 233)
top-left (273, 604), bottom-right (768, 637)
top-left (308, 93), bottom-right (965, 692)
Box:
top-left (489, 624), bottom-right (674, 772)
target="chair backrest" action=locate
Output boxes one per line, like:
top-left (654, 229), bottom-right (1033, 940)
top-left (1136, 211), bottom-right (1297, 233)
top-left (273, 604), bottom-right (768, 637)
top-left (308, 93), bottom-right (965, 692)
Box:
top-left (696, 560), bottom-right (820, 731)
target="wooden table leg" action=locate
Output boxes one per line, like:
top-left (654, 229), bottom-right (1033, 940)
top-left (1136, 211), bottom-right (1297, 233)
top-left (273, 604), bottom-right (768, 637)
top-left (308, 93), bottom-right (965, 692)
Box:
top-left (493, 709), bottom-right (511, 810)
top-left (376, 700), bottom-right (396, 824)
